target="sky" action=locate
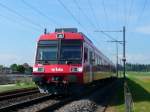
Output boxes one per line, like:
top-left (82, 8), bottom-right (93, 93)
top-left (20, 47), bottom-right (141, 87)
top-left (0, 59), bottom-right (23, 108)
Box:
top-left (0, 0), bottom-right (150, 66)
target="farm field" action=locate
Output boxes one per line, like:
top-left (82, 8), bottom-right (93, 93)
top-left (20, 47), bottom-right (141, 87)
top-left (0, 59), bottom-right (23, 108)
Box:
top-left (107, 72), bottom-right (150, 112)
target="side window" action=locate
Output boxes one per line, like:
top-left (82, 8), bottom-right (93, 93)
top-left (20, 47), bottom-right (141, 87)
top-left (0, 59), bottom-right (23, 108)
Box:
top-left (99, 57), bottom-right (102, 65)
top-left (89, 51), bottom-right (93, 64)
top-left (95, 54), bottom-right (97, 65)
top-left (84, 47), bottom-right (88, 62)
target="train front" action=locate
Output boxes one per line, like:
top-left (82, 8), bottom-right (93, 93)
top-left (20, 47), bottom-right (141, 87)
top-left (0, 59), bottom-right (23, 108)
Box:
top-left (32, 28), bottom-right (83, 94)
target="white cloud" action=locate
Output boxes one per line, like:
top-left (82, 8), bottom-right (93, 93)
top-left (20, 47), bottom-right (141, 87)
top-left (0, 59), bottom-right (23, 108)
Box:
top-left (135, 26), bottom-right (150, 35)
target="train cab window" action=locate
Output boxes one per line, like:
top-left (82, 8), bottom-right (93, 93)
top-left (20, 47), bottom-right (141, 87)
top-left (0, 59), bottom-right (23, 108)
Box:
top-left (84, 47), bottom-right (88, 63)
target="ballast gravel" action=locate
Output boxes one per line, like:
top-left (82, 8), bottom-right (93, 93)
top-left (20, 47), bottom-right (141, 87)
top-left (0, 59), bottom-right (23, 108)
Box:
top-left (18, 99), bottom-right (59, 112)
top-left (55, 99), bottom-right (97, 112)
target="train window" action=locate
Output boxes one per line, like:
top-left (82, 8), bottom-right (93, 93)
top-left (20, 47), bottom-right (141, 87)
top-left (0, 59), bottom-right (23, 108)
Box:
top-left (59, 40), bottom-right (82, 64)
top-left (61, 46), bottom-right (81, 60)
top-left (37, 46), bottom-right (57, 60)
top-left (38, 40), bottom-right (57, 46)
top-left (89, 51), bottom-right (94, 64)
top-left (97, 55), bottom-right (99, 65)
top-left (95, 54), bottom-right (97, 65)
top-left (99, 57), bottom-right (102, 65)
top-left (84, 47), bottom-right (88, 62)
top-left (96, 55), bottom-right (99, 65)
top-left (93, 53), bottom-right (96, 65)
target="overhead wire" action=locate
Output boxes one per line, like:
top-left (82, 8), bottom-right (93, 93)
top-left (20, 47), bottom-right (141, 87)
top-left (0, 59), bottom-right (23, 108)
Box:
top-left (87, 0), bottom-right (103, 29)
top-left (102, 0), bottom-right (109, 29)
top-left (126, 0), bottom-right (134, 28)
top-left (57, 0), bottom-right (87, 32)
top-left (73, 0), bottom-right (108, 43)
top-left (74, 0), bottom-right (114, 44)
top-left (124, 0), bottom-right (127, 26)
top-left (73, 0), bottom-right (105, 45)
top-left (57, 0), bottom-right (98, 42)
top-left (73, 0), bottom-right (97, 29)
top-left (57, 0), bottom-right (109, 50)
top-left (87, 0), bottom-right (119, 60)
top-left (87, 0), bottom-right (117, 41)
top-left (21, 0), bottom-right (60, 26)
top-left (0, 2), bottom-right (43, 29)
top-left (135, 0), bottom-right (147, 26)
top-left (0, 13), bottom-right (40, 32)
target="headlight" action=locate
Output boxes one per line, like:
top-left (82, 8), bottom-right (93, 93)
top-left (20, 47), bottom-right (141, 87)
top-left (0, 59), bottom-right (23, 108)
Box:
top-left (33, 67), bottom-right (44, 72)
top-left (71, 67), bottom-right (83, 72)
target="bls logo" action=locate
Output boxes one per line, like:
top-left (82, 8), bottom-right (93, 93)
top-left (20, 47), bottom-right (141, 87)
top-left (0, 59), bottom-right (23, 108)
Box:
top-left (51, 68), bottom-right (64, 72)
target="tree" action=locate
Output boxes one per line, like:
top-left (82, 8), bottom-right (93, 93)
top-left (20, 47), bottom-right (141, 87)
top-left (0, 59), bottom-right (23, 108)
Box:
top-left (0, 65), bottom-right (3, 73)
top-left (23, 63), bottom-right (29, 68)
top-left (126, 63), bottom-right (150, 72)
top-left (17, 65), bottom-right (25, 73)
top-left (10, 64), bottom-right (18, 73)
top-left (22, 63), bottom-right (32, 74)
top-left (0, 65), bottom-right (3, 69)
top-left (25, 66), bottom-right (33, 75)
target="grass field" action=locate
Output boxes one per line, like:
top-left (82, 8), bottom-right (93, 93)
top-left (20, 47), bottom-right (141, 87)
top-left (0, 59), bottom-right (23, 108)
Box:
top-left (0, 81), bottom-right (36, 93)
top-left (108, 72), bottom-right (150, 112)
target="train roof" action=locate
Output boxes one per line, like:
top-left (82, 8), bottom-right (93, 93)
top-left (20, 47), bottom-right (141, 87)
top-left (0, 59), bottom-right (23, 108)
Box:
top-left (39, 32), bottom-right (84, 41)
top-left (39, 28), bottom-right (92, 42)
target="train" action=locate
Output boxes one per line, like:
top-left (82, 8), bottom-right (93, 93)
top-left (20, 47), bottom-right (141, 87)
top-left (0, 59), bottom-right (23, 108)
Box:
top-left (32, 28), bottom-right (116, 94)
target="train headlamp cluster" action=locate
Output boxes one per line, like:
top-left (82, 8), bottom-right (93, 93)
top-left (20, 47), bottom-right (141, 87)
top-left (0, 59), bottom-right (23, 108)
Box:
top-left (56, 33), bottom-right (64, 39)
top-left (33, 67), bottom-right (44, 72)
top-left (71, 67), bottom-right (83, 72)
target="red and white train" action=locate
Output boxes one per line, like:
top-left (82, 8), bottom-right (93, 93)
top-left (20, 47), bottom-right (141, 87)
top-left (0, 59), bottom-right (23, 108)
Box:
top-left (32, 28), bottom-right (116, 94)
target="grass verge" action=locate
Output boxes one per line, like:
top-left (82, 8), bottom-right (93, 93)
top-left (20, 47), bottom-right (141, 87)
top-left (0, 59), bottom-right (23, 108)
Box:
top-left (0, 81), bottom-right (36, 93)
top-left (108, 72), bottom-right (150, 112)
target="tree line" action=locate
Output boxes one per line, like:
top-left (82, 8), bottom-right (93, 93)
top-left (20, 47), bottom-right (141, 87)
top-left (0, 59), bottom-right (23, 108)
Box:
top-left (125, 63), bottom-right (150, 72)
top-left (0, 63), bottom-right (32, 74)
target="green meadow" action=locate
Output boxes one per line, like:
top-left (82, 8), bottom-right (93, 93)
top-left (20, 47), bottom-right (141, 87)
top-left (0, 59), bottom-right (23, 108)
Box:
top-left (110, 72), bottom-right (150, 112)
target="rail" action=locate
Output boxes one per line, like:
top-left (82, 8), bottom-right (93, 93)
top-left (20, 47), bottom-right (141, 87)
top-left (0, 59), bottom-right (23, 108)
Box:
top-left (0, 89), bottom-right (38, 101)
top-left (0, 94), bottom-right (52, 112)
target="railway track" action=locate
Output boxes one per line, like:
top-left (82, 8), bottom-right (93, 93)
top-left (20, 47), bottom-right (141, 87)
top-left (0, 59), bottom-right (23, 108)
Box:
top-left (35, 78), bottom-right (118, 112)
top-left (37, 96), bottom-right (75, 112)
top-left (0, 94), bottom-right (53, 112)
top-left (0, 87), bottom-right (73, 112)
top-left (0, 78), bottom-right (119, 112)
top-left (0, 87), bottom-right (37, 96)
top-left (0, 93), bottom-right (74, 112)
top-left (0, 88), bottom-right (38, 101)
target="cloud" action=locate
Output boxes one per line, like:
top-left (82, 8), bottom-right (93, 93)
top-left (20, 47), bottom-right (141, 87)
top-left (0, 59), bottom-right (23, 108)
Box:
top-left (135, 26), bottom-right (150, 35)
